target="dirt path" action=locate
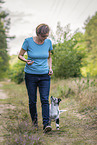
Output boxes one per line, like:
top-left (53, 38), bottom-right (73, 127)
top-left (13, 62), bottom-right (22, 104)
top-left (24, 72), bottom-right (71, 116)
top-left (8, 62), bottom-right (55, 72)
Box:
top-left (0, 83), bottom-right (15, 144)
top-left (0, 81), bottom-right (97, 144)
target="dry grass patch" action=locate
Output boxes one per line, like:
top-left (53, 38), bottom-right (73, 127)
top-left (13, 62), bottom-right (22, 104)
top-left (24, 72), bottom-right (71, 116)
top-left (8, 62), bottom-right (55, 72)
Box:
top-left (0, 77), bottom-right (97, 145)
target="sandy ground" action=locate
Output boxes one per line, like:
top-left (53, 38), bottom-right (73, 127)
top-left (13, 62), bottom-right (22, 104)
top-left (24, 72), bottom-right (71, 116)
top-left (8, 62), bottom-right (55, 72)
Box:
top-left (0, 83), bottom-right (15, 143)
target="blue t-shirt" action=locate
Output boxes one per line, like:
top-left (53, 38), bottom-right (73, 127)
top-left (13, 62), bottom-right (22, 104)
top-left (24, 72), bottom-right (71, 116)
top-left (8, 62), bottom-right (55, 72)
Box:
top-left (22, 37), bottom-right (53, 74)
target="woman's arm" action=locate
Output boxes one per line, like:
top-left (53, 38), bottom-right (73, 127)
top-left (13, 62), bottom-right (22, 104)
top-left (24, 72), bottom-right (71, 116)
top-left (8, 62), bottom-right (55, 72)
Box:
top-left (18, 48), bottom-right (34, 65)
top-left (18, 48), bottom-right (27, 62)
top-left (48, 51), bottom-right (53, 75)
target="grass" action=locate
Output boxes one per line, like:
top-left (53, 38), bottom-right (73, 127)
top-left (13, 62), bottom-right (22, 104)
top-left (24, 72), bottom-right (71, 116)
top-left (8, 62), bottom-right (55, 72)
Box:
top-left (0, 77), bottom-right (97, 145)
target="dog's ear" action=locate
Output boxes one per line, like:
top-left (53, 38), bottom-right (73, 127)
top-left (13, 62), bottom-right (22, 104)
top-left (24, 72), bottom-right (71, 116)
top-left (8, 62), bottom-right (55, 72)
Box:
top-left (58, 98), bottom-right (61, 105)
top-left (51, 96), bottom-right (53, 99)
top-left (50, 96), bottom-right (53, 100)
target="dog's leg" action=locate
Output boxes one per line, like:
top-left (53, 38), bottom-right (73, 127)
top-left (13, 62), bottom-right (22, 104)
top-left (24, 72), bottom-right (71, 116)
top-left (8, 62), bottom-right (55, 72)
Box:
top-left (55, 117), bottom-right (59, 130)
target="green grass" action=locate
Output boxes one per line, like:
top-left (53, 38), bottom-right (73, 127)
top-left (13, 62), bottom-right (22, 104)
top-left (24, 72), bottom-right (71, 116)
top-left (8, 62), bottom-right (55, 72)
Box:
top-left (0, 78), bottom-right (97, 145)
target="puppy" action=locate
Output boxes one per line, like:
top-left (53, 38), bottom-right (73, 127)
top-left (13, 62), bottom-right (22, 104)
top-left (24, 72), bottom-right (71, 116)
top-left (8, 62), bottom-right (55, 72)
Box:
top-left (49, 96), bottom-right (61, 130)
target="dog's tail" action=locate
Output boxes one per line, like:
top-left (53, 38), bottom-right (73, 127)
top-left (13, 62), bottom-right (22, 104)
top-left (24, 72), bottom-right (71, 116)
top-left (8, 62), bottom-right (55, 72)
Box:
top-left (59, 110), bottom-right (67, 114)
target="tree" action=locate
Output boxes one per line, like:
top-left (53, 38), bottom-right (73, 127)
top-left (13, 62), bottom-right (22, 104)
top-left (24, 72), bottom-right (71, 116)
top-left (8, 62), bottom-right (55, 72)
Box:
top-left (0, 0), bottom-right (11, 79)
top-left (83, 12), bottom-right (97, 77)
top-left (51, 22), bottom-right (86, 78)
top-left (84, 12), bottom-right (97, 52)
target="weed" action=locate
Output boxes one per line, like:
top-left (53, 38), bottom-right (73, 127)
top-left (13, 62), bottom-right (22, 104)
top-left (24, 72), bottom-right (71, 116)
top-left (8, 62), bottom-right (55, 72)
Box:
top-left (1, 78), bottom-right (97, 145)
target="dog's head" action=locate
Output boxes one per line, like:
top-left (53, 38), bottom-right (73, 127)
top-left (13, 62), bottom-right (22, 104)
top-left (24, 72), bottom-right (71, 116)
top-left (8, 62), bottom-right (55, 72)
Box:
top-left (51, 96), bottom-right (61, 106)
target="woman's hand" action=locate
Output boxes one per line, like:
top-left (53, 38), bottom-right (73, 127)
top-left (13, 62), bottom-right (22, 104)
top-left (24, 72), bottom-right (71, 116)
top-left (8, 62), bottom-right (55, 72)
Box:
top-left (48, 69), bottom-right (53, 76)
top-left (27, 60), bottom-right (34, 65)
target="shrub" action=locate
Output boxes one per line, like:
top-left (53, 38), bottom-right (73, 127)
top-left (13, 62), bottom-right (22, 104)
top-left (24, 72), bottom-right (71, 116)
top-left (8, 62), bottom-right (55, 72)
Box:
top-left (9, 60), bottom-right (25, 84)
top-left (52, 38), bottom-right (86, 78)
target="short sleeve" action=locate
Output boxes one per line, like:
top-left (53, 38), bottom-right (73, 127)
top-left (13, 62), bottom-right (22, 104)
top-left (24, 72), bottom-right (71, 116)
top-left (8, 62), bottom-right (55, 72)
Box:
top-left (49, 40), bottom-right (53, 51)
top-left (22, 39), bottom-right (28, 51)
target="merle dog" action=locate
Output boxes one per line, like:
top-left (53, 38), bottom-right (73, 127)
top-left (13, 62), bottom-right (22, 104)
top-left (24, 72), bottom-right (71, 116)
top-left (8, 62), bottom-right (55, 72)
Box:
top-left (49, 96), bottom-right (61, 130)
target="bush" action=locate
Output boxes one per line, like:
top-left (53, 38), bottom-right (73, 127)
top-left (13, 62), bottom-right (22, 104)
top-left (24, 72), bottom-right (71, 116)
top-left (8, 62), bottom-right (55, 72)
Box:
top-left (9, 60), bottom-right (25, 84)
top-left (52, 37), bottom-right (86, 78)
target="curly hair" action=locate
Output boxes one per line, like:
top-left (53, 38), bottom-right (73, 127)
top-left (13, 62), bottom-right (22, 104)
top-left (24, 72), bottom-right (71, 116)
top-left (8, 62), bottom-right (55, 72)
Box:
top-left (36, 24), bottom-right (50, 35)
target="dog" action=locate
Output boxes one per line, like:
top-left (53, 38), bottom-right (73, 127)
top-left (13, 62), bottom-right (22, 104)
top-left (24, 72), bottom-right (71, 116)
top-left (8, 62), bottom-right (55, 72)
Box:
top-left (49, 96), bottom-right (61, 130)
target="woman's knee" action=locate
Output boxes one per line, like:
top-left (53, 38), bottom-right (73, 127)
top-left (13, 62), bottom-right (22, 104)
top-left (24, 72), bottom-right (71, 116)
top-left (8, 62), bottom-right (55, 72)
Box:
top-left (41, 99), bottom-right (49, 104)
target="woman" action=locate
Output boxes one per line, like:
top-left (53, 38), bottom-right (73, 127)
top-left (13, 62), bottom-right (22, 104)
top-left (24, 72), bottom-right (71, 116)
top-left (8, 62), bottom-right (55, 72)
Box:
top-left (18, 24), bottom-right (53, 133)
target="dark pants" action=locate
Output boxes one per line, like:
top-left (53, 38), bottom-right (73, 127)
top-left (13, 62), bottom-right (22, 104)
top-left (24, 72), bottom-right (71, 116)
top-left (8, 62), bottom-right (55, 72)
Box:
top-left (25, 73), bottom-right (51, 126)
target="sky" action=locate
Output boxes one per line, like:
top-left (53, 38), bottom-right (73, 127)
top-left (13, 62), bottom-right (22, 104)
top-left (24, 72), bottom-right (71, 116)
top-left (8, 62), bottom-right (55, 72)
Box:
top-left (2, 0), bottom-right (97, 55)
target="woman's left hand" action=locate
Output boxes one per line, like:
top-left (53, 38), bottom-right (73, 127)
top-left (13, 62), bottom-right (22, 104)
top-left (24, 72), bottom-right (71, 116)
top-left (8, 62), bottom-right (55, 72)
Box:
top-left (48, 69), bottom-right (53, 76)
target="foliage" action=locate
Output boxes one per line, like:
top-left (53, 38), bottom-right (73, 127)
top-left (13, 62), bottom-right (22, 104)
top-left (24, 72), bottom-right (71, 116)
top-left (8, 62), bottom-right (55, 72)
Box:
top-left (52, 22), bottom-right (86, 78)
top-left (83, 12), bottom-right (97, 77)
top-left (0, 0), bottom-right (10, 79)
top-left (9, 59), bottom-right (26, 84)
top-left (84, 12), bottom-right (97, 51)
